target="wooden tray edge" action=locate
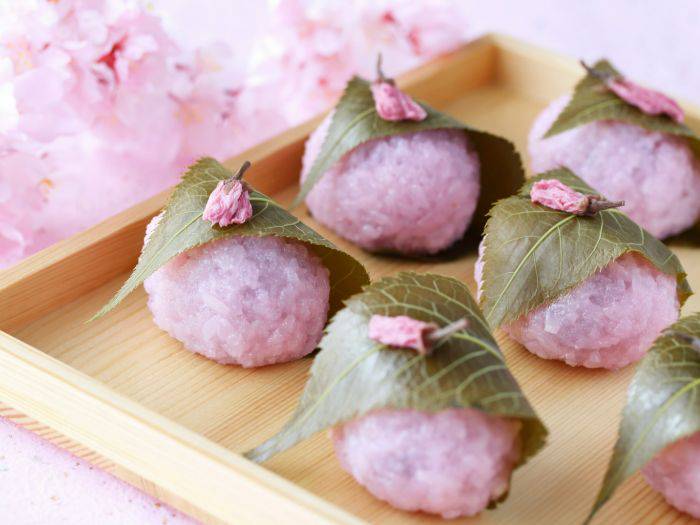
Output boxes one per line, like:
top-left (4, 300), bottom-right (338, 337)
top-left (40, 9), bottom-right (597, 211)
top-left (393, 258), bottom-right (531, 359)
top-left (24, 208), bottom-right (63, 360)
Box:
top-left (0, 331), bottom-right (363, 525)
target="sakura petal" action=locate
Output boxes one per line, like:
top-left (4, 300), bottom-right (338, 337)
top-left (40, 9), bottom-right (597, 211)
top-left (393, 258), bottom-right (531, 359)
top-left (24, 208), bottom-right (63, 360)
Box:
top-left (75, 9), bottom-right (108, 45)
top-left (530, 179), bottom-right (589, 215)
top-left (0, 82), bottom-right (18, 133)
top-left (122, 35), bottom-right (158, 62)
top-left (203, 179), bottom-right (253, 227)
top-left (607, 77), bottom-right (684, 123)
top-left (0, 222), bottom-right (27, 266)
top-left (370, 81), bottom-right (427, 122)
top-left (13, 67), bottom-right (66, 110)
top-left (368, 314), bottom-right (438, 354)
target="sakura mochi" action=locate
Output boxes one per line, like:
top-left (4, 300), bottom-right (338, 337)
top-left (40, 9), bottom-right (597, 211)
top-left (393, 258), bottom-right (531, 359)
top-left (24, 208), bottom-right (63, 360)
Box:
top-left (331, 408), bottom-right (521, 519)
top-left (143, 160), bottom-right (330, 366)
top-left (530, 95), bottom-right (700, 239)
top-left (475, 247), bottom-right (679, 369)
top-left (589, 316), bottom-right (700, 520)
top-left (246, 273), bottom-right (546, 519)
top-left (96, 158), bottom-right (368, 367)
top-left (476, 171), bottom-right (687, 369)
top-left (333, 314), bottom-right (520, 518)
top-left (642, 431), bottom-right (700, 519)
top-left (302, 115), bottom-right (480, 254)
top-left (144, 231), bottom-right (330, 367)
top-left (297, 60), bottom-right (525, 256)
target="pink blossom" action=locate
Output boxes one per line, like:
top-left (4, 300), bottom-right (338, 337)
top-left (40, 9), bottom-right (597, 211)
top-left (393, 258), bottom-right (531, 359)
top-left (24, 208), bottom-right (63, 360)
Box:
top-left (0, 1), bottom-right (260, 269)
top-left (530, 179), bottom-right (624, 215)
top-left (368, 314), bottom-right (439, 354)
top-left (0, 151), bottom-right (47, 267)
top-left (244, 0), bottom-right (359, 125)
top-left (246, 0), bottom-right (468, 126)
top-left (607, 77), bottom-right (684, 123)
top-left (0, 0), bottom-right (469, 270)
top-left (530, 179), bottom-right (589, 214)
top-left (368, 315), bottom-right (468, 355)
top-left (371, 81), bottom-right (427, 121)
top-left (203, 179), bottom-right (252, 227)
top-left (360, 1), bottom-right (468, 58)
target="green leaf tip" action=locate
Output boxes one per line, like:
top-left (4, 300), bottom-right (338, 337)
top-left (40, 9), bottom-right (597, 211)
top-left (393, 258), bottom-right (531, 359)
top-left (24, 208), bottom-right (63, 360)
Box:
top-left (586, 312), bottom-right (700, 522)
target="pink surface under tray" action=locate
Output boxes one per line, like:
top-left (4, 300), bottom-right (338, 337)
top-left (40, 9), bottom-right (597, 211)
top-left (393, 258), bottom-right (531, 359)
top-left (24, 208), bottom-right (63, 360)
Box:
top-left (0, 416), bottom-right (198, 525)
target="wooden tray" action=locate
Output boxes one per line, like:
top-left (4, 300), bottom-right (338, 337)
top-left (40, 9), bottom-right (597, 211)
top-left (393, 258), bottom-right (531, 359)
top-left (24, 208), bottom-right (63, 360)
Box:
top-left (1, 34), bottom-right (699, 525)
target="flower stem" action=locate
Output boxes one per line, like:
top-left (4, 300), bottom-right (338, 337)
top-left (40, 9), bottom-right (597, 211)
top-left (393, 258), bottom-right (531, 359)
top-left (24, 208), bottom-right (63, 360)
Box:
top-left (585, 197), bottom-right (625, 215)
top-left (580, 60), bottom-right (613, 82)
top-left (375, 53), bottom-right (394, 85)
top-left (426, 318), bottom-right (469, 344)
top-left (234, 160), bottom-right (251, 181)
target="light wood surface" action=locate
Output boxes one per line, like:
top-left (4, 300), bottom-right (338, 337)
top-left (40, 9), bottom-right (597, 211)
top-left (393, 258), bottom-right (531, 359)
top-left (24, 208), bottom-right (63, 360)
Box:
top-left (1, 34), bottom-right (699, 524)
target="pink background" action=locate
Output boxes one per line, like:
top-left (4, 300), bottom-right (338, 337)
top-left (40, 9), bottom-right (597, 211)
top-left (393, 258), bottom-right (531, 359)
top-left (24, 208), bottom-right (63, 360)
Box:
top-left (1, 1), bottom-right (698, 523)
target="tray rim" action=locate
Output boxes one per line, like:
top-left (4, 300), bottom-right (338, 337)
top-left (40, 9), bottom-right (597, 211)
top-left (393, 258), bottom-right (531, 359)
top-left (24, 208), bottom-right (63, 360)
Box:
top-left (1, 33), bottom-right (699, 524)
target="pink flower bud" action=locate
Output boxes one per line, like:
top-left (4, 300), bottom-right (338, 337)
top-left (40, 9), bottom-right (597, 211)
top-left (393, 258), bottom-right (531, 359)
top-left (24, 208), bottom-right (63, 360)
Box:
top-left (368, 315), bottom-right (468, 355)
top-left (530, 179), bottom-right (624, 216)
top-left (203, 179), bottom-right (253, 227)
top-left (371, 81), bottom-right (427, 122)
top-left (606, 77), bottom-right (684, 123)
top-left (530, 179), bottom-right (589, 214)
top-left (368, 314), bottom-right (438, 354)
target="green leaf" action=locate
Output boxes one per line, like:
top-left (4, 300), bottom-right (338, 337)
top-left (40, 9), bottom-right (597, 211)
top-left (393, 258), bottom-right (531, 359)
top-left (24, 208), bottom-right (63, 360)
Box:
top-left (294, 77), bottom-right (524, 235)
top-left (245, 272), bottom-right (547, 475)
top-left (93, 158), bottom-right (369, 319)
top-left (480, 168), bottom-right (691, 328)
top-left (544, 60), bottom-right (700, 158)
top-left (587, 313), bottom-right (700, 522)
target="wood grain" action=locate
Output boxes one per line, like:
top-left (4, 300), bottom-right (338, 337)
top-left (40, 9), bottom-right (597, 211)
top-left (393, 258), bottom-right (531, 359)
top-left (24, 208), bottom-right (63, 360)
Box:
top-left (1, 34), bottom-right (699, 524)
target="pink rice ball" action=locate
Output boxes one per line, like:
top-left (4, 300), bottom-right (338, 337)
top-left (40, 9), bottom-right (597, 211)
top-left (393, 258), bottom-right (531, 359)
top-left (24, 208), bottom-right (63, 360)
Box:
top-left (529, 96), bottom-right (700, 239)
top-left (143, 222), bottom-right (330, 367)
top-left (642, 431), bottom-right (700, 518)
top-left (330, 408), bottom-right (521, 518)
top-left (301, 114), bottom-right (480, 254)
top-left (474, 246), bottom-right (679, 369)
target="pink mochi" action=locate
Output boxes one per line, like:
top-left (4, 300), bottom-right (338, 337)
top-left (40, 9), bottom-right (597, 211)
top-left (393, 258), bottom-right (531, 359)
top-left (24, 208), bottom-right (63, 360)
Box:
top-left (143, 221), bottom-right (330, 367)
top-left (330, 408), bottom-right (521, 519)
top-left (475, 246), bottom-right (679, 369)
top-left (528, 96), bottom-right (700, 239)
top-left (643, 431), bottom-right (700, 518)
top-left (301, 114), bottom-right (480, 254)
